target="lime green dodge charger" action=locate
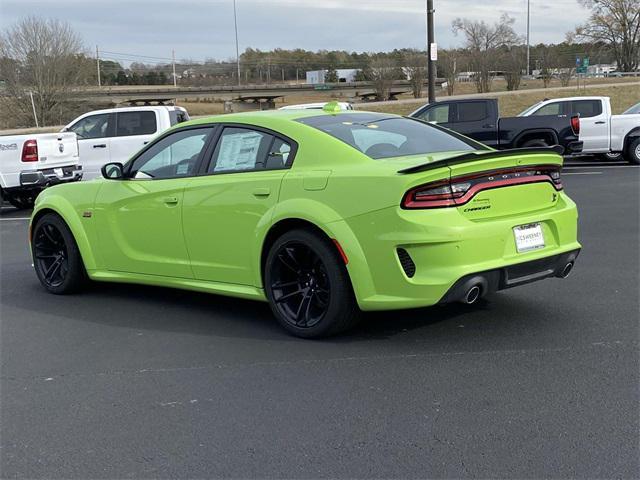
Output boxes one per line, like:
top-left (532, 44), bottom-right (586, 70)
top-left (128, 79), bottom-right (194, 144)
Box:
top-left (29, 105), bottom-right (581, 338)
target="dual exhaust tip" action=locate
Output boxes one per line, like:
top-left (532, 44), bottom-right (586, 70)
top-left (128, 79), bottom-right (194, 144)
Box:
top-left (458, 261), bottom-right (575, 305)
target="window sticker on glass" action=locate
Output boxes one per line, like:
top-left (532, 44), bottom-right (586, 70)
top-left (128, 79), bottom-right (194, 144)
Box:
top-left (214, 130), bottom-right (264, 172)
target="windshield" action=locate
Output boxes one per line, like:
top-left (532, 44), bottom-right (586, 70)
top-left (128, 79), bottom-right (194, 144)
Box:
top-left (623, 103), bottom-right (640, 115)
top-left (297, 113), bottom-right (482, 159)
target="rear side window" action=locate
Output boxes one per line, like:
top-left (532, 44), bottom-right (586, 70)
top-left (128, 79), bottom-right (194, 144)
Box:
top-left (532, 102), bottom-right (563, 116)
top-left (208, 127), bottom-right (292, 173)
top-left (456, 102), bottom-right (488, 122)
top-left (116, 111), bottom-right (157, 137)
top-left (571, 100), bottom-right (602, 118)
top-left (297, 113), bottom-right (480, 160)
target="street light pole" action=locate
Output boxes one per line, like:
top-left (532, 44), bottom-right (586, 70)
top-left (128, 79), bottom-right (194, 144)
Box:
top-left (526, 0), bottom-right (531, 76)
top-left (233, 0), bottom-right (241, 85)
top-left (426, 0), bottom-right (436, 103)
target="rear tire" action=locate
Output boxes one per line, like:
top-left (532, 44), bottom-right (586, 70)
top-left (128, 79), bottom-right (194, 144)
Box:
top-left (264, 229), bottom-right (361, 338)
top-left (520, 139), bottom-right (549, 148)
top-left (597, 152), bottom-right (624, 162)
top-left (32, 213), bottom-right (87, 294)
top-left (626, 138), bottom-right (640, 165)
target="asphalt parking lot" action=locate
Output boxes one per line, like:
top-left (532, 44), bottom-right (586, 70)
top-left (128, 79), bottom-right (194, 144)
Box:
top-left (1, 160), bottom-right (638, 478)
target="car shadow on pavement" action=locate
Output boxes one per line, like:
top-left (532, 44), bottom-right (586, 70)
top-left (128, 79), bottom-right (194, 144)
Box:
top-left (6, 270), bottom-right (545, 345)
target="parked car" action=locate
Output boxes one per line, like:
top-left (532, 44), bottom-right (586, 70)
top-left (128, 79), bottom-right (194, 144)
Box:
top-left (62, 105), bottom-right (189, 180)
top-left (622, 102), bottom-right (640, 115)
top-left (29, 105), bottom-right (581, 338)
top-left (410, 98), bottom-right (583, 154)
top-left (518, 96), bottom-right (640, 163)
top-left (279, 102), bottom-right (353, 111)
top-left (0, 132), bottom-right (81, 209)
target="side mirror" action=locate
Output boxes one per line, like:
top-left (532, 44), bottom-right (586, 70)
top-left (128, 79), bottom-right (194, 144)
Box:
top-left (101, 162), bottom-right (125, 180)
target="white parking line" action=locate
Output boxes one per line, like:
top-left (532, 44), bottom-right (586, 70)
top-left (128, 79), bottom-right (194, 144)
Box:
top-left (564, 172), bottom-right (603, 175)
top-left (564, 165), bottom-right (639, 169)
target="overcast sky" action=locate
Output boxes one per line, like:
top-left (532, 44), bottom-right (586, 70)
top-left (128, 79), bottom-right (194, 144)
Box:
top-left (0, 0), bottom-right (589, 64)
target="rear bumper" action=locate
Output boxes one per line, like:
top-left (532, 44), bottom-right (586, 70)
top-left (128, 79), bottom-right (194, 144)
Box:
top-left (334, 190), bottom-right (581, 311)
top-left (565, 141), bottom-right (583, 154)
top-left (439, 249), bottom-right (580, 304)
top-left (19, 165), bottom-right (83, 189)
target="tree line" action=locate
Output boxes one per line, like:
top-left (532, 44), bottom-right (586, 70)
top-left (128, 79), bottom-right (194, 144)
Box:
top-left (1, 0), bottom-right (638, 127)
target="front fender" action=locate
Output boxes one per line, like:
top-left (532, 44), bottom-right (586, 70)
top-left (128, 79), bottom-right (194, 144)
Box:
top-left (30, 186), bottom-right (101, 271)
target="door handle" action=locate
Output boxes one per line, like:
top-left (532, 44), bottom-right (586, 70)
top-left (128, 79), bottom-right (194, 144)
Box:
top-left (93, 144), bottom-right (107, 149)
top-left (252, 187), bottom-right (271, 197)
top-left (595, 121), bottom-right (606, 124)
top-left (143, 141), bottom-right (149, 145)
top-left (163, 196), bottom-right (179, 205)
top-left (482, 124), bottom-right (495, 128)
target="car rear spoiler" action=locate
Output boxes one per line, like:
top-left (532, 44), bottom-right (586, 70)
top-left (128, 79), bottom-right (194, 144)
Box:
top-left (397, 145), bottom-right (564, 174)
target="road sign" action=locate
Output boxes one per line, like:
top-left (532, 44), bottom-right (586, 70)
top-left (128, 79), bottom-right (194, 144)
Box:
top-left (576, 56), bottom-right (581, 66)
top-left (430, 43), bottom-right (438, 61)
top-left (583, 57), bottom-right (590, 67)
top-left (577, 66), bottom-right (587, 74)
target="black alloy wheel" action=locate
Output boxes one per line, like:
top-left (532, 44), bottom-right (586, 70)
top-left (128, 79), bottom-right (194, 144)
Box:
top-left (33, 222), bottom-right (69, 288)
top-left (265, 229), bottom-right (360, 338)
top-left (32, 213), bottom-right (87, 294)
top-left (269, 241), bottom-right (331, 329)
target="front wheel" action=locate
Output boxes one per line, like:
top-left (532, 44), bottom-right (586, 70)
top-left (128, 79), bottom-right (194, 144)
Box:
top-left (32, 213), bottom-right (87, 294)
top-left (264, 229), bottom-right (360, 338)
top-left (626, 138), bottom-right (640, 165)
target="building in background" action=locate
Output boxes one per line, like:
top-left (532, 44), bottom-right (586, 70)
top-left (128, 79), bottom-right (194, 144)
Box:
top-left (306, 69), bottom-right (360, 84)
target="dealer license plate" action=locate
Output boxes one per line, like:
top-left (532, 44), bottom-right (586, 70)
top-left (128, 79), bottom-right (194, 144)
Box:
top-left (513, 223), bottom-right (545, 253)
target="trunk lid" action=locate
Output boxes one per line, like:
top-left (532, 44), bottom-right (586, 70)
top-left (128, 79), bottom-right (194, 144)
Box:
top-left (399, 148), bottom-right (564, 220)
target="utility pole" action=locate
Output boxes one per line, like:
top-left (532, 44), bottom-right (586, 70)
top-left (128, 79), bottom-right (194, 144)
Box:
top-left (96, 45), bottom-right (101, 87)
top-left (426, 0), bottom-right (436, 103)
top-left (172, 50), bottom-right (177, 87)
top-left (233, 0), bottom-right (241, 85)
top-left (526, 0), bottom-right (531, 76)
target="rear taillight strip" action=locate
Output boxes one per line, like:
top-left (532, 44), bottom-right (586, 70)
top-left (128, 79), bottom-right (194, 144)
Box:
top-left (402, 166), bottom-right (562, 209)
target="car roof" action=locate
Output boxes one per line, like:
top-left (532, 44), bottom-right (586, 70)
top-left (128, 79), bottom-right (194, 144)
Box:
top-left (179, 109), bottom-right (399, 128)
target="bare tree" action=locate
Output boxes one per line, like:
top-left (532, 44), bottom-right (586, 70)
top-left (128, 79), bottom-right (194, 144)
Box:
top-left (365, 58), bottom-right (401, 101)
top-left (438, 49), bottom-right (460, 96)
top-left (503, 46), bottom-right (526, 91)
top-left (452, 14), bottom-right (520, 93)
top-left (403, 53), bottom-right (427, 98)
top-left (558, 67), bottom-right (575, 87)
top-left (536, 46), bottom-right (557, 87)
top-left (574, 0), bottom-right (640, 72)
top-left (0, 16), bottom-right (89, 126)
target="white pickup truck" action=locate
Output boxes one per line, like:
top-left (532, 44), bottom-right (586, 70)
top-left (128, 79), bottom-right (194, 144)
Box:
top-left (61, 105), bottom-right (189, 179)
top-left (519, 96), bottom-right (640, 163)
top-left (0, 133), bottom-right (81, 209)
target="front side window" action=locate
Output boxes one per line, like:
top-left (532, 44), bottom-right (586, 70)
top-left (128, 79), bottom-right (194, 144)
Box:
top-left (208, 127), bottom-right (291, 173)
top-left (69, 113), bottom-right (111, 139)
top-left (297, 113), bottom-right (480, 160)
top-left (571, 100), bottom-right (602, 118)
top-left (415, 104), bottom-right (450, 124)
top-left (456, 102), bottom-right (488, 122)
top-left (129, 128), bottom-right (212, 179)
top-left (532, 102), bottom-right (562, 116)
top-left (116, 111), bottom-right (157, 137)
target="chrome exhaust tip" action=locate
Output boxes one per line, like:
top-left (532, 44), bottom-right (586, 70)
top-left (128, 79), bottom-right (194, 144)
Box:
top-left (463, 285), bottom-right (482, 305)
top-left (559, 262), bottom-right (574, 279)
